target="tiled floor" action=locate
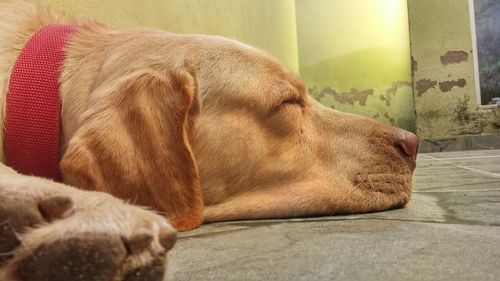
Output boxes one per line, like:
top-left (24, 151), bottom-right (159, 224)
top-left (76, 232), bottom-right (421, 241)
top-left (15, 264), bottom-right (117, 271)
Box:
top-left (171, 150), bottom-right (500, 281)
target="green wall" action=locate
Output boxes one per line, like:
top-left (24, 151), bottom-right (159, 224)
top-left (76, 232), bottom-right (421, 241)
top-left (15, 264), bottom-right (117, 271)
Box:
top-left (27, 0), bottom-right (419, 132)
top-left (26, 0), bottom-right (300, 73)
top-left (18, 1), bottom-right (500, 139)
top-left (295, 0), bottom-right (415, 131)
top-left (408, 0), bottom-right (500, 138)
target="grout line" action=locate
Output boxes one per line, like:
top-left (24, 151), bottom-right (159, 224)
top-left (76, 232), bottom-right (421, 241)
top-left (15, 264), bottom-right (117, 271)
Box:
top-left (414, 188), bottom-right (500, 193)
top-left (423, 155), bottom-right (500, 179)
top-left (413, 180), bottom-right (500, 189)
top-left (424, 155), bottom-right (500, 161)
top-left (417, 166), bottom-right (465, 170)
top-left (418, 155), bottom-right (438, 160)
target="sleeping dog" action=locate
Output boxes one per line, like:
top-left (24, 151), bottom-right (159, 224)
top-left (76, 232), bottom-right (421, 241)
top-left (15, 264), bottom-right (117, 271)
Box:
top-left (0, 1), bottom-right (418, 280)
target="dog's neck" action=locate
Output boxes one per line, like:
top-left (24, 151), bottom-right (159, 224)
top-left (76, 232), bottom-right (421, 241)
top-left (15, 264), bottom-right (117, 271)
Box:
top-left (5, 24), bottom-right (78, 180)
top-left (58, 22), bottom-right (119, 153)
top-left (0, 19), bottom-right (114, 169)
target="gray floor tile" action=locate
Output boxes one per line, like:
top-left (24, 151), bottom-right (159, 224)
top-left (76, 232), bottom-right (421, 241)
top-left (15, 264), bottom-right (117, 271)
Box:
top-left (171, 220), bottom-right (500, 281)
top-left (172, 150), bottom-right (500, 281)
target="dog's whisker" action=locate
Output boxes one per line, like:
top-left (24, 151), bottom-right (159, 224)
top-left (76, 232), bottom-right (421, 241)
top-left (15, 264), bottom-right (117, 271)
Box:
top-left (13, 227), bottom-right (40, 255)
top-left (377, 189), bottom-right (381, 211)
top-left (356, 175), bottom-right (376, 192)
top-left (366, 174), bottom-right (376, 192)
top-left (0, 250), bottom-right (17, 257)
top-left (365, 175), bottom-right (381, 211)
top-left (398, 183), bottom-right (405, 194)
top-left (330, 182), bottom-right (358, 216)
top-left (0, 218), bottom-right (12, 227)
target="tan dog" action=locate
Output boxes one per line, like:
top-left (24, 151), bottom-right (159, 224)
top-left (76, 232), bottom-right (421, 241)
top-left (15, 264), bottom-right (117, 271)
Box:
top-left (0, 1), bottom-right (418, 280)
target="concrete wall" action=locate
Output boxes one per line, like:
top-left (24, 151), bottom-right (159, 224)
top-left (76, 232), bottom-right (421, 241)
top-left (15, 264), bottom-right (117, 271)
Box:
top-left (25, 0), bottom-right (300, 73)
top-left (295, 0), bottom-right (415, 131)
top-left (408, 0), bottom-right (500, 139)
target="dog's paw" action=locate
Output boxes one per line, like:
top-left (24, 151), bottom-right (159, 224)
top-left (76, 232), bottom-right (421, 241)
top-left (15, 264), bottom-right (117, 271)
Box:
top-left (0, 194), bottom-right (75, 262)
top-left (0, 196), bottom-right (44, 266)
top-left (0, 174), bottom-right (177, 281)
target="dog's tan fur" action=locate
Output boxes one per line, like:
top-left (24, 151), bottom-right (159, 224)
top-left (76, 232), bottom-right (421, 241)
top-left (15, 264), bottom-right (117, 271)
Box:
top-left (0, 1), bottom-right (417, 280)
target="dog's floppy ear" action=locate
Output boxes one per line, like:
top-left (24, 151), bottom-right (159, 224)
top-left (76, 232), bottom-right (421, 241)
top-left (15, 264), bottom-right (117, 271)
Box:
top-left (60, 69), bottom-right (203, 231)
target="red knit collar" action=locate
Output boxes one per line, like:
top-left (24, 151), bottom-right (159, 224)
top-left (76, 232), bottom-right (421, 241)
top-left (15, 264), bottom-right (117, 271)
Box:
top-left (5, 24), bottom-right (78, 181)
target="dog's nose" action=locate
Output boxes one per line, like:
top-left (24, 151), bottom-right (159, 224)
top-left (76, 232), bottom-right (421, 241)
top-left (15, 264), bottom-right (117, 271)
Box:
top-left (396, 130), bottom-right (419, 158)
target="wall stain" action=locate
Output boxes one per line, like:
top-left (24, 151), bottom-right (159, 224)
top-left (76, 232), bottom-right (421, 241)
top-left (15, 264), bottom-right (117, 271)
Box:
top-left (319, 87), bottom-right (374, 106)
top-left (384, 81), bottom-right (412, 106)
top-left (452, 95), bottom-right (483, 134)
top-left (439, 78), bottom-right (467, 92)
top-left (454, 95), bottom-right (472, 123)
top-left (309, 86), bottom-right (322, 99)
top-left (383, 112), bottom-right (395, 125)
top-left (419, 108), bottom-right (443, 122)
top-left (411, 56), bottom-right (418, 72)
top-left (416, 79), bottom-right (437, 96)
top-left (440, 50), bottom-right (468, 65)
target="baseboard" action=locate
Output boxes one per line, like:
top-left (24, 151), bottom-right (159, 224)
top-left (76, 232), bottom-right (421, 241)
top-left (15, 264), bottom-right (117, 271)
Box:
top-left (419, 134), bottom-right (500, 153)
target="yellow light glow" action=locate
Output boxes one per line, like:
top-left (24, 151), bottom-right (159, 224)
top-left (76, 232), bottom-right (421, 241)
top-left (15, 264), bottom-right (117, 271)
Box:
top-left (378, 0), bottom-right (406, 30)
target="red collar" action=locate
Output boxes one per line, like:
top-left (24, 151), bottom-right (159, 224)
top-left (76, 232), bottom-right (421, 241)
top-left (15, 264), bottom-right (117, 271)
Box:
top-left (5, 24), bottom-right (78, 181)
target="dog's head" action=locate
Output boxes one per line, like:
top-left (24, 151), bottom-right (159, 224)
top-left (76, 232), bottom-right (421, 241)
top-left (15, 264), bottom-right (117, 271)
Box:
top-left (61, 31), bottom-right (417, 230)
top-left (192, 38), bottom-right (417, 222)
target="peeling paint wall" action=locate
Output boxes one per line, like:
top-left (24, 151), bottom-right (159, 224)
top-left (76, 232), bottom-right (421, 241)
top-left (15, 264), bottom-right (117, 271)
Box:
top-left (25, 0), bottom-right (300, 73)
top-left (408, 0), bottom-right (500, 139)
top-left (295, 0), bottom-right (415, 131)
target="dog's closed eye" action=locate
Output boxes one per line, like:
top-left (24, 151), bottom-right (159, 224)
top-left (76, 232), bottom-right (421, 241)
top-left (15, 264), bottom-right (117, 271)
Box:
top-left (269, 97), bottom-right (304, 119)
top-left (274, 97), bottom-right (304, 112)
top-left (280, 98), bottom-right (303, 107)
